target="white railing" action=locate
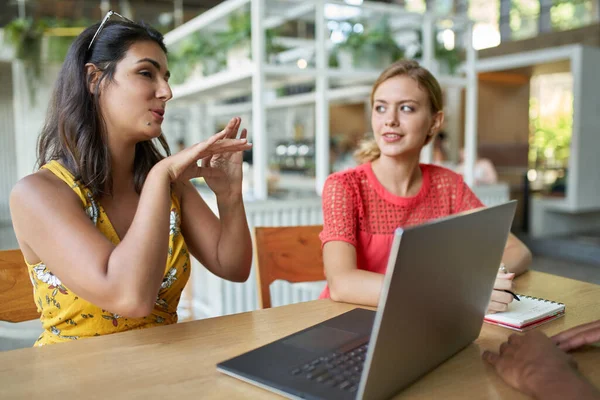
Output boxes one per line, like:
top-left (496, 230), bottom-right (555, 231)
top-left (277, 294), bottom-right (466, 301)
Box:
top-left (184, 196), bottom-right (324, 319)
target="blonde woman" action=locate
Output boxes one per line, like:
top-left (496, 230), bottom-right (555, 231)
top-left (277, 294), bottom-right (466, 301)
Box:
top-left (319, 60), bottom-right (531, 312)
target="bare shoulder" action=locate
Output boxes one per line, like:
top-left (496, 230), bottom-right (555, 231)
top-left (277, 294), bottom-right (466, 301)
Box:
top-left (10, 169), bottom-right (83, 257)
top-left (11, 169), bottom-right (80, 211)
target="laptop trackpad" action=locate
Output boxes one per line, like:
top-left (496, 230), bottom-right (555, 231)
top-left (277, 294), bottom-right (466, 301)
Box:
top-left (283, 326), bottom-right (359, 353)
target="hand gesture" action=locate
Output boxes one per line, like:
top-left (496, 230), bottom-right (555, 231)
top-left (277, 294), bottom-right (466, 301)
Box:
top-left (200, 117), bottom-right (250, 198)
top-left (155, 119), bottom-right (251, 183)
top-left (553, 320), bottom-right (600, 352)
top-left (487, 272), bottom-right (515, 313)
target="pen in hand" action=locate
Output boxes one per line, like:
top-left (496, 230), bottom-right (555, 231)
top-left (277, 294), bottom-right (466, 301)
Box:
top-left (498, 263), bottom-right (519, 301)
top-left (503, 290), bottom-right (520, 301)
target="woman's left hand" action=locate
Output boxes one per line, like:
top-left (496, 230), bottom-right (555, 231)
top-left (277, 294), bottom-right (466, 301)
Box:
top-left (487, 272), bottom-right (516, 313)
top-left (202, 117), bottom-right (250, 198)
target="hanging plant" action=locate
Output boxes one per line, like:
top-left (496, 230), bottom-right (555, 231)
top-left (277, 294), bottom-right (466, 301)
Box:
top-left (3, 18), bottom-right (46, 79)
top-left (3, 17), bottom-right (83, 103)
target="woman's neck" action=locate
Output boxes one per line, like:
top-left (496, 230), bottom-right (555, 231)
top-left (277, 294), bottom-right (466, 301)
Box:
top-left (107, 140), bottom-right (137, 196)
top-left (371, 154), bottom-right (422, 197)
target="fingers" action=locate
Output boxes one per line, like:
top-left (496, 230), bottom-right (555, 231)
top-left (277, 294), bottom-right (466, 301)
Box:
top-left (222, 117), bottom-right (241, 139)
top-left (200, 154), bottom-right (212, 168)
top-left (192, 139), bottom-right (251, 161)
top-left (553, 320), bottom-right (600, 346)
top-left (488, 300), bottom-right (509, 313)
top-left (482, 350), bottom-right (499, 366)
top-left (239, 128), bottom-right (248, 140)
top-left (497, 272), bottom-right (515, 280)
top-left (493, 276), bottom-right (514, 291)
top-left (487, 288), bottom-right (514, 313)
top-left (490, 289), bottom-right (514, 305)
top-left (508, 333), bottom-right (523, 345)
top-left (555, 328), bottom-right (600, 352)
top-left (205, 129), bottom-right (229, 145)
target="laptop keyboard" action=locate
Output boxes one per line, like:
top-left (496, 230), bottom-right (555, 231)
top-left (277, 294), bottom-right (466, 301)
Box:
top-left (290, 342), bottom-right (369, 393)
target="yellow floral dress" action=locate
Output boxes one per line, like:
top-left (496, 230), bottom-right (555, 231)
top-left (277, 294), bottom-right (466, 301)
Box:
top-left (26, 160), bottom-right (190, 346)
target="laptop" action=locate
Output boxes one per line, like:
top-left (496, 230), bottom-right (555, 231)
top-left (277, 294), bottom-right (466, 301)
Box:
top-left (217, 201), bottom-right (517, 400)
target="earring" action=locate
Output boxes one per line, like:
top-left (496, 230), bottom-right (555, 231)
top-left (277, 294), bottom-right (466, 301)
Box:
top-left (146, 122), bottom-right (151, 126)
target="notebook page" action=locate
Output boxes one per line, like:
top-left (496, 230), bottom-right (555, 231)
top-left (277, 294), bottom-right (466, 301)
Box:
top-left (485, 296), bottom-right (565, 327)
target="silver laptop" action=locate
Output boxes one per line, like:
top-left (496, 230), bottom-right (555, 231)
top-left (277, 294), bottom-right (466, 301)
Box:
top-left (217, 201), bottom-right (517, 400)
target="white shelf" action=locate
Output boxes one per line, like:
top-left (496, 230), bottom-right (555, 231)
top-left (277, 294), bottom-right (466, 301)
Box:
top-left (171, 67), bottom-right (254, 100)
top-left (171, 63), bottom-right (468, 103)
top-left (171, 63), bottom-right (410, 102)
top-left (206, 84), bottom-right (372, 117)
top-left (165, 0), bottom-right (478, 199)
top-left (164, 0), bottom-right (250, 46)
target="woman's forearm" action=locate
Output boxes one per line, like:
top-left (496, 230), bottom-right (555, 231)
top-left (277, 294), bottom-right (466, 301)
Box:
top-left (106, 166), bottom-right (172, 315)
top-left (215, 194), bottom-right (253, 282)
top-left (328, 269), bottom-right (384, 307)
top-left (502, 237), bottom-right (532, 276)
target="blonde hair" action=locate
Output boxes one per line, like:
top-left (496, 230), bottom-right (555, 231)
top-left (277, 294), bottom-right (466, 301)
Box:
top-left (354, 60), bottom-right (443, 164)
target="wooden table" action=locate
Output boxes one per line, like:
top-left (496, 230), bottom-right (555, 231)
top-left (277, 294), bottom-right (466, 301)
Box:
top-left (2, 271), bottom-right (600, 399)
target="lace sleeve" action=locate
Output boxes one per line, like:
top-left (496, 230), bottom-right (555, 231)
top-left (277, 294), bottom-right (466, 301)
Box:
top-left (319, 174), bottom-right (357, 247)
top-left (455, 176), bottom-right (485, 213)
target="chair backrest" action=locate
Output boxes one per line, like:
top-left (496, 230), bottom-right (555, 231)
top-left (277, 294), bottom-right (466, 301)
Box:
top-left (254, 225), bottom-right (325, 309)
top-left (0, 249), bottom-right (39, 322)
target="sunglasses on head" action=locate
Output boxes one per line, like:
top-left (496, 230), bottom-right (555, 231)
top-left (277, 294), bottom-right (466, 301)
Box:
top-left (88, 10), bottom-right (134, 50)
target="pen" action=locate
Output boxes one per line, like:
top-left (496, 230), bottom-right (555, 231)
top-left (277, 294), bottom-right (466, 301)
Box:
top-left (503, 290), bottom-right (520, 301)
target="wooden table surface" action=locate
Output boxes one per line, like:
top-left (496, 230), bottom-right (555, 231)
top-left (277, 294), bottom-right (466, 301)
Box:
top-left (2, 271), bottom-right (600, 399)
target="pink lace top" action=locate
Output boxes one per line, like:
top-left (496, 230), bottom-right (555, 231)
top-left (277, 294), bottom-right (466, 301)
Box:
top-left (319, 162), bottom-right (484, 298)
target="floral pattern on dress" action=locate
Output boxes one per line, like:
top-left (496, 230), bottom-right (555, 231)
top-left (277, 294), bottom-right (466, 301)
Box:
top-left (155, 298), bottom-right (169, 311)
top-left (50, 326), bottom-right (79, 340)
top-left (169, 209), bottom-right (180, 237)
top-left (101, 312), bottom-right (122, 327)
top-left (33, 264), bottom-right (68, 296)
top-left (161, 267), bottom-right (177, 290)
top-left (85, 192), bottom-right (99, 225)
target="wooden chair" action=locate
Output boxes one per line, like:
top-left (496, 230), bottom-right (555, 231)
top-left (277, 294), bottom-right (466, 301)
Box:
top-left (254, 225), bottom-right (326, 309)
top-left (0, 249), bottom-right (39, 322)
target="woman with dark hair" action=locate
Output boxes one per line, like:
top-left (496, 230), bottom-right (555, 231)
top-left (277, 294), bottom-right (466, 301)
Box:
top-left (9, 12), bottom-right (253, 346)
top-left (319, 60), bottom-right (532, 312)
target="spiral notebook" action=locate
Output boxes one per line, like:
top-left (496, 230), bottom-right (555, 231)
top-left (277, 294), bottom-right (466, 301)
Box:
top-left (484, 295), bottom-right (565, 331)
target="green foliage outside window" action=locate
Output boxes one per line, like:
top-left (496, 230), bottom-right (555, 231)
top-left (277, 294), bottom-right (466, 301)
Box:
top-left (528, 96), bottom-right (572, 170)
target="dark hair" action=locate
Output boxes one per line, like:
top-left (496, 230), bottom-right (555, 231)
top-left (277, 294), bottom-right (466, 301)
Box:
top-left (37, 19), bottom-right (171, 197)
